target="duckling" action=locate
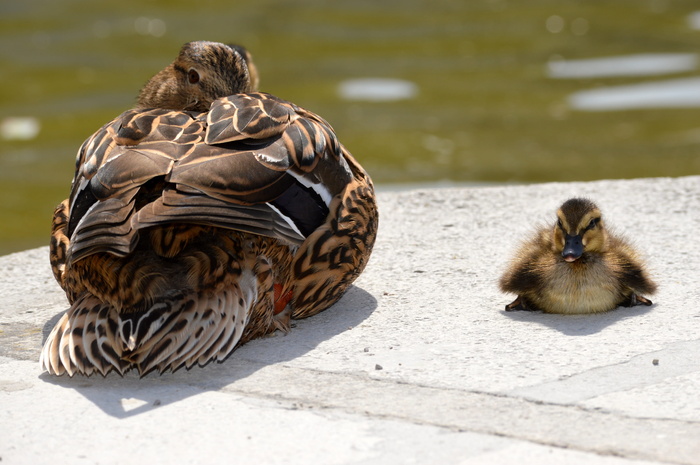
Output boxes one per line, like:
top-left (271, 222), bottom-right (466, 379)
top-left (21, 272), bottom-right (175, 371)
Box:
top-left (41, 41), bottom-right (378, 376)
top-left (499, 198), bottom-right (656, 314)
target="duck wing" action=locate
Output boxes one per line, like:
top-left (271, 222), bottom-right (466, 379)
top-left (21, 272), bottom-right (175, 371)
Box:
top-left (64, 92), bottom-right (352, 265)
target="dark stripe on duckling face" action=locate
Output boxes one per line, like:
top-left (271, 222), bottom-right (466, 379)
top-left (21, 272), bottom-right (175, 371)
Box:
top-left (559, 198), bottom-right (597, 228)
top-left (555, 198), bottom-right (603, 263)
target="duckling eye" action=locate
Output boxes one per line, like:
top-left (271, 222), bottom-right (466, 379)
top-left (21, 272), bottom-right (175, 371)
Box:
top-left (188, 69), bottom-right (200, 84)
top-left (557, 219), bottom-right (564, 230)
top-left (587, 218), bottom-right (600, 230)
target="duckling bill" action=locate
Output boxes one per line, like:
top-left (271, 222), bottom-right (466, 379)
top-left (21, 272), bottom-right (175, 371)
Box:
top-left (499, 198), bottom-right (656, 314)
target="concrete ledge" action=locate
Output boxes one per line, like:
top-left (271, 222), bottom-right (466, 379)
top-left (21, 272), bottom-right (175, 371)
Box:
top-left (1, 176), bottom-right (699, 464)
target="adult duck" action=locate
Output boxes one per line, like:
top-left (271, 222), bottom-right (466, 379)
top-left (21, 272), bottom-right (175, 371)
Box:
top-left (42, 41), bottom-right (378, 376)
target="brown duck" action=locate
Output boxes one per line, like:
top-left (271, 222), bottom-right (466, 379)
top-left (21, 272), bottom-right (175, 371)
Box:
top-left (41, 41), bottom-right (378, 376)
top-left (499, 198), bottom-right (656, 314)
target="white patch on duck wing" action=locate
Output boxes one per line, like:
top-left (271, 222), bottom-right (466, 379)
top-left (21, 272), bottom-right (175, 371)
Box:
top-left (267, 202), bottom-right (305, 239)
top-left (287, 170), bottom-right (333, 207)
top-left (254, 151), bottom-right (291, 170)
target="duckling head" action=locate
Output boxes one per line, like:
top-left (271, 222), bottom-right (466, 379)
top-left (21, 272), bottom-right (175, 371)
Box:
top-left (554, 198), bottom-right (607, 262)
top-left (137, 41), bottom-right (258, 112)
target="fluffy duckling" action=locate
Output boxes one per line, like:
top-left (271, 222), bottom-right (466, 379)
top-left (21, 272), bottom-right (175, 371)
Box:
top-left (42, 41), bottom-right (378, 376)
top-left (499, 198), bottom-right (656, 314)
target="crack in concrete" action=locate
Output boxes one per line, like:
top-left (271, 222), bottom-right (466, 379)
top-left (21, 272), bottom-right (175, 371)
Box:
top-left (506, 338), bottom-right (700, 404)
top-left (215, 362), bottom-right (700, 465)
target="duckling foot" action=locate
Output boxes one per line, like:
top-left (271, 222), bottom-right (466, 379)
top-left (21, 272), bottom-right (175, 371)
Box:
top-left (504, 296), bottom-right (536, 312)
top-left (621, 294), bottom-right (653, 307)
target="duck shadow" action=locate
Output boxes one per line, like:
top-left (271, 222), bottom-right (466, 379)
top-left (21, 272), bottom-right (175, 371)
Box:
top-left (38, 285), bottom-right (377, 419)
top-left (500, 303), bottom-right (655, 336)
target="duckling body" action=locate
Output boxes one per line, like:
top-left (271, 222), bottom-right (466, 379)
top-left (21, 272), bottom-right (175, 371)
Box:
top-left (499, 198), bottom-right (656, 314)
top-left (41, 42), bottom-right (378, 376)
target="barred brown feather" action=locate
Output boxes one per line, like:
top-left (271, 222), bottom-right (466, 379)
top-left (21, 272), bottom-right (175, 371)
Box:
top-left (43, 42), bottom-right (377, 376)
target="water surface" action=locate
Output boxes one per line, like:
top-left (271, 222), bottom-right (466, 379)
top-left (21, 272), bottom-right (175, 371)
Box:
top-left (1, 0), bottom-right (699, 253)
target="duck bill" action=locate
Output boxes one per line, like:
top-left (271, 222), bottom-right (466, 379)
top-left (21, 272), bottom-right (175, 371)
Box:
top-left (562, 234), bottom-right (583, 262)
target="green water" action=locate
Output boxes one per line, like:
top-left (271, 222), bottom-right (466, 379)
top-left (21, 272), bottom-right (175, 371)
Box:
top-left (1, 0), bottom-right (699, 254)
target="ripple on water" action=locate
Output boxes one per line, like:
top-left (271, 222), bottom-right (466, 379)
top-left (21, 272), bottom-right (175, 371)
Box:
top-left (337, 78), bottom-right (418, 102)
top-left (0, 117), bottom-right (40, 141)
top-left (568, 77), bottom-right (700, 111)
top-left (548, 53), bottom-right (698, 79)
top-left (688, 11), bottom-right (700, 29)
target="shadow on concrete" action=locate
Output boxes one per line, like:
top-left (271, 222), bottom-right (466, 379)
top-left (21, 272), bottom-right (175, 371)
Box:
top-left (500, 303), bottom-right (655, 336)
top-left (38, 285), bottom-right (377, 419)
top-left (41, 311), bottom-right (65, 342)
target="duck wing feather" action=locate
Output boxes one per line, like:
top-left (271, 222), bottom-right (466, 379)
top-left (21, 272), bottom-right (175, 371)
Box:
top-left (65, 93), bottom-right (351, 265)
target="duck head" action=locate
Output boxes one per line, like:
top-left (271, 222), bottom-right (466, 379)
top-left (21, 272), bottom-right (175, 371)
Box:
top-left (136, 41), bottom-right (258, 112)
top-left (553, 198), bottom-right (606, 262)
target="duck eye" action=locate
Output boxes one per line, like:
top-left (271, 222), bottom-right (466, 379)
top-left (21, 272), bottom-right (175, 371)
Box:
top-left (587, 218), bottom-right (599, 230)
top-left (557, 219), bottom-right (564, 230)
top-left (188, 69), bottom-right (200, 84)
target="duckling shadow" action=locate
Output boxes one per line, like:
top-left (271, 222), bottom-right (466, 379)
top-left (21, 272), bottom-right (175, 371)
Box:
top-left (38, 285), bottom-right (377, 419)
top-left (501, 304), bottom-right (655, 336)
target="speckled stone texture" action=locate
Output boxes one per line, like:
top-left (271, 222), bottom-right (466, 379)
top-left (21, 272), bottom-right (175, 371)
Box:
top-left (1, 176), bottom-right (698, 464)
